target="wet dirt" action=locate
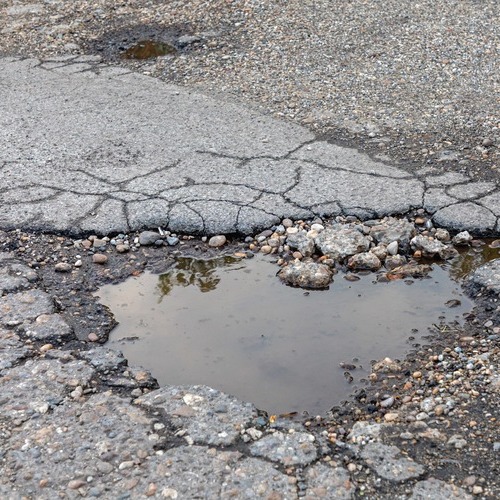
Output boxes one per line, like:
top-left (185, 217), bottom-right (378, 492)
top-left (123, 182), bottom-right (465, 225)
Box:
top-left (97, 255), bottom-right (473, 415)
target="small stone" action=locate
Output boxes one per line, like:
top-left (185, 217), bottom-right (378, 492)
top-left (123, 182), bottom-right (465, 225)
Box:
top-left (116, 244), bottom-right (129, 253)
top-left (384, 412), bottom-right (399, 422)
top-left (92, 254), bottom-right (108, 264)
top-left (415, 217), bottom-right (426, 225)
top-left (386, 241), bottom-right (398, 255)
top-left (278, 260), bottom-right (333, 289)
top-left (74, 259), bottom-right (82, 267)
top-left (119, 461), bottom-right (135, 470)
top-left (68, 479), bottom-right (86, 490)
top-left (380, 396), bottom-right (395, 408)
top-left (447, 434), bottom-right (467, 449)
top-left (92, 238), bottom-right (107, 248)
top-left (88, 332), bottom-right (99, 342)
top-left (260, 245), bottom-right (272, 254)
top-left (40, 343), bottom-right (53, 353)
top-left (435, 228), bottom-right (450, 242)
top-left (208, 235), bottom-right (227, 247)
top-left (482, 138), bottom-right (493, 147)
top-left (166, 236), bottom-right (180, 246)
top-left (453, 231), bottom-right (472, 245)
top-left (139, 231), bottom-right (161, 246)
top-left (162, 488), bottom-right (179, 499)
top-left (472, 486), bottom-right (483, 495)
top-left (347, 252), bottom-right (381, 271)
top-left (413, 371), bottom-right (422, 379)
top-left (55, 262), bottom-right (72, 272)
top-left (434, 405), bottom-right (445, 416)
top-left (146, 483), bottom-right (157, 496)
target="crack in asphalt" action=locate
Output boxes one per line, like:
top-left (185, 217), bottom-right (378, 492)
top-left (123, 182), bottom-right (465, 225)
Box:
top-left (1, 55), bottom-right (499, 236)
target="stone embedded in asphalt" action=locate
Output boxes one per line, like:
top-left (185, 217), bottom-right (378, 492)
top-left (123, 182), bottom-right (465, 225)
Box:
top-left (286, 230), bottom-right (315, 257)
top-left (410, 478), bottom-right (472, 499)
top-left (347, 252), bottom-right (381, 271)
top-left (136, 385), bottom-right (257, 446)
top-left (369, 217), bottom-right (416, 251)
top-left (54, 262), bottom-right (72, 272)
top-left (249, 431), bottom-right (317, 466)
top-left (0, 289), bottom-right (54, 326)
top-left (315, 226), bottom-right (370, 261)
top-left (138, 230), bottom-right (161, 246)
top-left (304, 463), bottom-right (354, 499)
top-left (468, 259), bottom-right (500, 296)
top-left (410, 234), bottom-right (446, 257)
top-left (277, 260), bottom-right (333, 289)
top-left (22, 313), bottom-right (73, 342)
top-left (360, 442), bottom-right (425, 482)
top-left (208, 235), bottom-right (227, 247)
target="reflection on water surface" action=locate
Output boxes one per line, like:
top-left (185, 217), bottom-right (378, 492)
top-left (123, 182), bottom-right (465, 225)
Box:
top-left (96, 250), bottom-right (484, 414)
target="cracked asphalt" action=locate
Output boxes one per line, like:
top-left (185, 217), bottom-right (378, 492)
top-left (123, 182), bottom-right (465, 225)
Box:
top-left (1, 55), bottom-right (499, 237)
top-left (0, 7), bottom-right (500, 497)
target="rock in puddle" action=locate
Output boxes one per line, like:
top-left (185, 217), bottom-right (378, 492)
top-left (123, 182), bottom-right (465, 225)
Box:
top-left (315, 226), bottom-right (371, 261)
top-left (277, 260), bottom-right (333, 289)
top-left (208, 235), bottom-right (227, 247)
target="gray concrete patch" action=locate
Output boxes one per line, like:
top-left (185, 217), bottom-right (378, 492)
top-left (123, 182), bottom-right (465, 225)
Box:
top-left (1, 56), bottom-right (498, 236)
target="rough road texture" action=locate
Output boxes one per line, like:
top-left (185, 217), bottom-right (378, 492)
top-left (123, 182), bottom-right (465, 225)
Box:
top-left (1, 56), bottom-right (499, 236)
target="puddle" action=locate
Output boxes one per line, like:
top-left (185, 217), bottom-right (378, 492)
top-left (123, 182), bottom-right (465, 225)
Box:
top-left (97, 255), bottom-right (476, 415)
top-left (122, 40), bottom-right (176, 59)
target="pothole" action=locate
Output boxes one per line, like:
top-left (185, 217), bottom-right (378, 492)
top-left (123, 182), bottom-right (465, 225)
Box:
top-left (122, 40), bottom-right (176, 60)
top-left (95, 219), bottom-right (500, 415)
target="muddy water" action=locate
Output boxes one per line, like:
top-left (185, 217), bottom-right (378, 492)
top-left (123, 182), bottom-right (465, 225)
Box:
top-left (97, 255), bottom-right (475, 415)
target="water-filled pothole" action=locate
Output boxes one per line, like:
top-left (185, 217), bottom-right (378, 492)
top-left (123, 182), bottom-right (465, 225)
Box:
top-left (122, 40), bottom-right (176, 59)
top-left (97, 253), bottom-right (477, 415)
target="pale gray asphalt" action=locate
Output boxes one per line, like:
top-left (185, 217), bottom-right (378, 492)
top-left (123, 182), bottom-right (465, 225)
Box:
top-left (1, 56), bottom-right (499, 236)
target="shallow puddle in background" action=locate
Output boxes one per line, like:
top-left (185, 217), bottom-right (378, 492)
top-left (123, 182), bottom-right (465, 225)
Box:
top-left (94, 248), bottom-right (495, 415)
top-left (122, 40), bottom-right (176, 59)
